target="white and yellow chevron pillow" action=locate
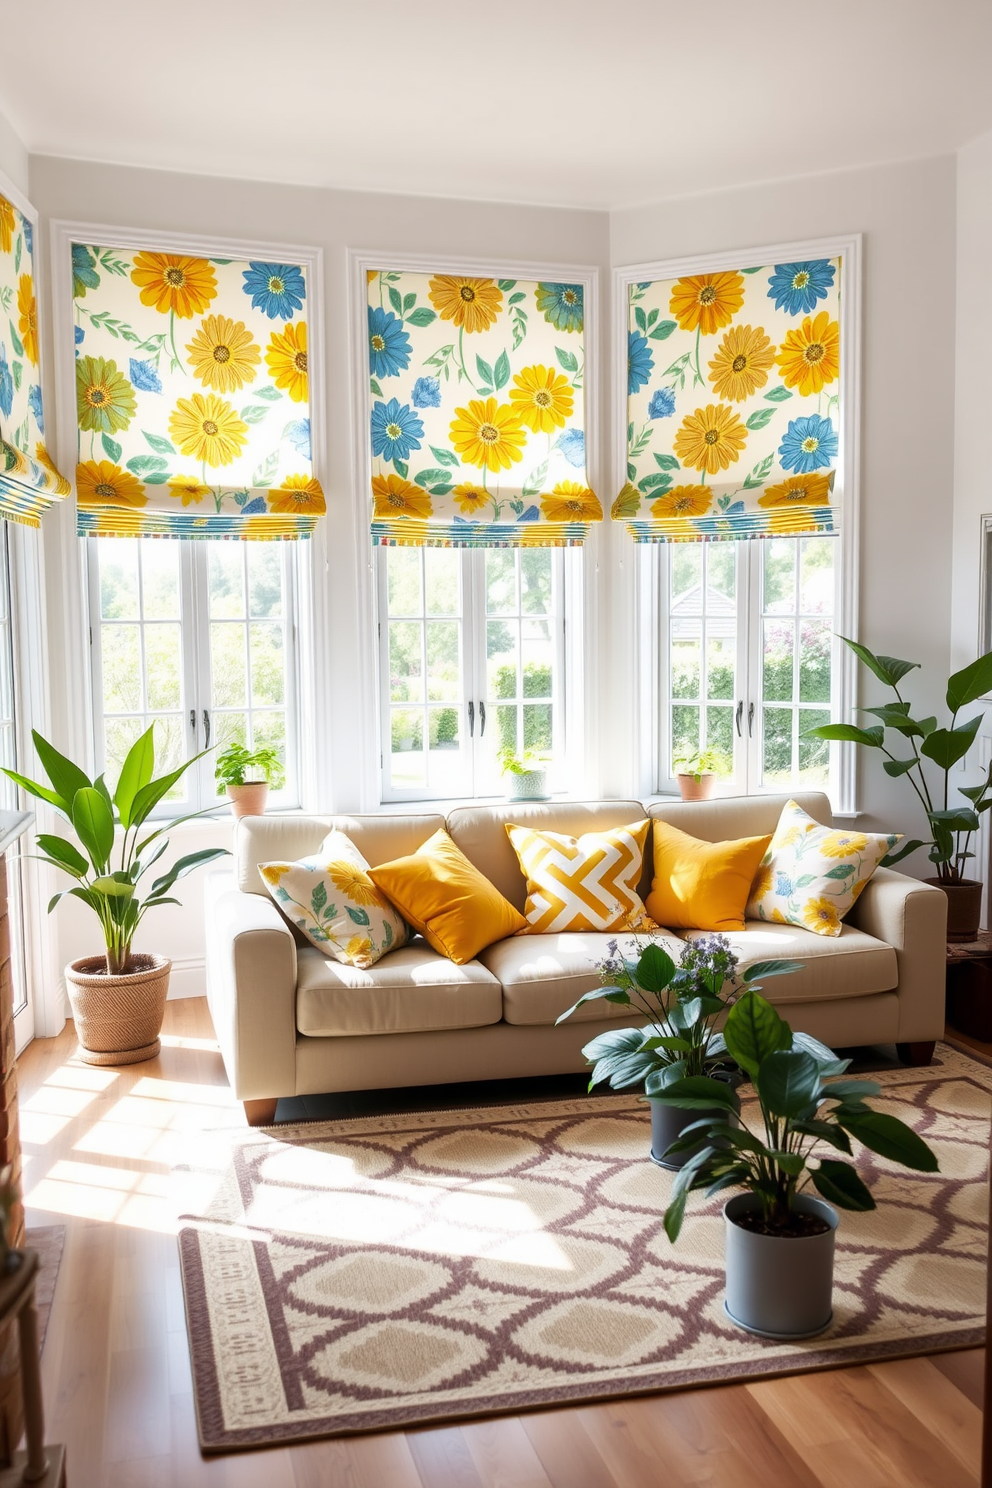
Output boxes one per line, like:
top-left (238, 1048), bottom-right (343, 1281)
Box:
top-left (506, 820), bottom-right (655, 934)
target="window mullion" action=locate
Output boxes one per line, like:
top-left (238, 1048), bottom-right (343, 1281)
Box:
top-left (742, 542), bottom-right (762, 794)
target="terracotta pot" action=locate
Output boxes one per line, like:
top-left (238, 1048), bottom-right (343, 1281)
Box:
top-left (64, 953), bottom-right (171, 1066)
top-left (924, 876), bottom-right (983, 943)
top-left (227, 781), bottom-right (269, 819)
top-left (676, 772), bottom-right (716, 802)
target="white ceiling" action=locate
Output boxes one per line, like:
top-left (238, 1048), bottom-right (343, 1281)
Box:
top-left (2, 0), bottom-right (991, 209)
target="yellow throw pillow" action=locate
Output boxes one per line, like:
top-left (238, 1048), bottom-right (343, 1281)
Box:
top-left (259, 829), bottom-right (409, 968)
top-left (645, 820), bottom-right (772, 931)
top-left (369, 828), bottom-right (527, 964)
top-left (746, 799), bottom-right (902, 937)
top-left (506, 819), bottom-right (654, 933)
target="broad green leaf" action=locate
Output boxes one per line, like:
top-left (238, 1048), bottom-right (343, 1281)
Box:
top-left (741, 959), bottom-right (802, 982)
top-left (812, 1159), bottom-right (875, 1210)
top-left (148, 847), bottom-right (229, 900)
top-left (723, 990), bottom-right (791, 1077)
top-left (91, 875), bottom-right (135, 899)
top-left (839, 637), bottom-right (920, 687)
top-left (2, 769), bottom-right (65, 815)
top-left (837, 1110), bottom-right (939, 1171)
top-left (803, 723), bottom-right (884, 747)
top-left (71, 787), bottom-right (114, 871)
top-left (755, 1049), bottom-right (820, 1117)
top-left (646, 1075), bottom-right (739, 1111)
top-left (636, 941), bottom-right (676, 993)
top-left (880, 838), bottom-right (925, 866)
top-left (920, 715), bottom-right (981, 769)
top-left (557, 986), bottom-right (630, 1024)
top-left (641, 1034), bottom-right (692, 1053)
top-left (929, 806), bottom-right (980, 832)
top-left (790, 1031), bottom-right (850, 1075)
top-left (32, 730), bottom-right (91, 806)
top-left (767, 1150), bottom-right (804, 1176)
top-left (35, 834), bottom-right (88, 876)
top-left (113, 725), bottom-right (156, 828)
top-left (644, 1061), bottom-right (690, 1095)
top-left (791, 1118), bottom-right (852, 1153)
top-left (883, 758), bottom-right (917, 776)
top-left (821, 1078), bottom-right (881, 1100)
top-left (946, 651), bottom-right (992, 712)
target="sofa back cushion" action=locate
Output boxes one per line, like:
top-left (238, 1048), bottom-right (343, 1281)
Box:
top-left (236, 813), bottom-right (445, 895)
top-left (647, 791), bottom-right (832, 845)
top-left (446, 801), bottom-right (647, 912)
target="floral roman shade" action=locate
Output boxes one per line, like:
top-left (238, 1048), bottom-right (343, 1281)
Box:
top-left (0, 192), bottom-right (70, 525)
top-left (615, 258), bottom-right (842, 542)
top-left (71, 244), bottom-right (323, 539)
top-left (366, 269), bottom-right (600, 546)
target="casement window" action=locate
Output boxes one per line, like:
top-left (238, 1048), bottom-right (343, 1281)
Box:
top-left (86, 538), bottom-right (300, 812)
top-left (657, 533), bottom-right (838, 795)
top-left (377, 544), bottom-right (566, 802)
top-left (0, 524), bottom-right (30, 1042)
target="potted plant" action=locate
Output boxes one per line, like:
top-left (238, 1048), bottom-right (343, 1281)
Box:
top-left (5, 727), bottom-right (229, 1065)
top-left (556, 935), bottom-right (800, 1167)
top-left (214, 743), bottom-right (284, 819)
top-left (806, 638), bottom-right (992, 940)
top-left (497, 745), bottom-right (549, 802)
top-left (656, 988), bottom-right (938, 1338)
top-left (673, 748), bottom-right (729, 802)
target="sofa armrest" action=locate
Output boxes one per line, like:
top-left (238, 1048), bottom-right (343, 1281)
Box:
top-left (204, 876), bottom-right (298, 1100)
top-left (845, 867), bottom-right (947, 1042)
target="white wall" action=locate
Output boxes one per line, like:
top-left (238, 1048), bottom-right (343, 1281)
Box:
top-left (0, 107), bottom-right (28, 196)
top-left (610, 155), bottom-right (959, 848)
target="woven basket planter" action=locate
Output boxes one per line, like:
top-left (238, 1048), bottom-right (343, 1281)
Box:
top-left (64, 953), bottom-right (171, 1066)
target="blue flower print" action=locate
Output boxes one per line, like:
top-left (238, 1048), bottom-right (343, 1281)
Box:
top-left (242, 262), bottom-right (306, 320)
top-left (778, 414), bottom-right (838, 473)
top-left (774, 872), bottom-right (794, 897)
top-left (71, 244), bottom-right (100, 299)
top-left (22, 221), bottom-right (32, 258)
top-left (129, 358), bottom-right (162, 393)
top-left (368, 306), bottom-right (412, 379)
top-left (27, 385), bottom-right (43, 433)
top-left (285, 418), bottom-right (311, 458)
top-left (535, 282), bottom-right (584, 333)
top-left (411, 376), bottom-right (441, 409)
top-left (647, 387), bottom-right (676, 419)
top-left (371, 398), bottom-right (424, 464)
top-left (0, 349), bottom-right (11, 420)
top-left (767, 260), bottom-right (835, 315)
top-left (557, 428), bottom-right (585, 467)
top-left (628, 331), bottom-right (653, 395)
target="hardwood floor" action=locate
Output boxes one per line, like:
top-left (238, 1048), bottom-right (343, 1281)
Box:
top-left (16, 1000), bottom-right (983, 1487)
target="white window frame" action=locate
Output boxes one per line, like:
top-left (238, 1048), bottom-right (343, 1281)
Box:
top-left (376, 545), bottom-right (568, 804)
top-left (85, 539), bottom-right (303, 815)
top-left (618, 234), bottom-right (862, 814)
top-left (349, 249), bottom-right (600, 810)
top-left (49, 219), bottom-right (326, 811)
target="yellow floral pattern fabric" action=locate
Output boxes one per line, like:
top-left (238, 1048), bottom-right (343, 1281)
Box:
top-left (746, 799), bottom-right (900, 938)
top-left (617, 257), bottom-right (842, 543)
top-left (71, 245), bottom-right (323, 539)
top-left (506, 820), bottom-right (655, 934)
top-left (366, 269), bottom-right (600, 547)
top-left (259, 830), bottom-right (408, 969)
top-left (0, 192), bottom-right (70, 526)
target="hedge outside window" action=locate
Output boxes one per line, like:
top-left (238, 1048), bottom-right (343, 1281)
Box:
top-left (366, 269), bottom-right (601, 548)
top-left (71, 245), bottom-right (323, 539)
top-left (0, 190), bottom-right (70, 525)
top-left (615, 257), bottom-right (842, 543)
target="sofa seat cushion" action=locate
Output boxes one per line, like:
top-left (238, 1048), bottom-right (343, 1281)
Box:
top-left (479, 931), bottom-right (687, 1027)
top-left (296, 942), bottom-right (503, 1036)
top-left (681, 920), bottom-right (898, 1003)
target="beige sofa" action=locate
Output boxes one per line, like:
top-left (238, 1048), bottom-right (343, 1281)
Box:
top-left (203, 791), bottom-right (948, 1124)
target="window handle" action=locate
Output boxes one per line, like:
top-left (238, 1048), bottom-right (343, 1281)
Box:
top-left (202, 709), bottom-right (211, 749)
top-left (479, 700), bottom-right (486, 736)
top-left (189, 708), bottom-right (197, 737)
top-left (735, 701), bottom-right (743, 737)
top-left (467, 700), bottom-right (475, 738)
top-left (747, 702), bottom-right (754, 737)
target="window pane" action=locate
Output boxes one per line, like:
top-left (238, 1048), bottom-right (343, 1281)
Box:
top-left (389, 621), bottom-right (423, 703)
top-left (424, 549), bottom-right (458, 615)
top-left (102, 625), bottom-right (142, 713)
top-left (520, 549), bottom-right (552, 614)
top-left (247, 546), bottom-right (283, 618)
top-left (428, 707), bottom-right (460, 752)
top-left (523, 702), bottom-right (552, 754)
top-left (706, 704), bottom-right (733, 760)
top-left (251, 710), bottom-right (286, 759)
top-left (426, 621), bottom-right (459, 702)
top-left (387, 548), bottom-right (422, 615)
top-left (104, 717), bottom-right (143, 783)
top-left (486, 550), bottom-right (518, 614)
top-left (763, 540), bottom-right (796, 614)
top-left (671, 637), bottom-right (700, 699)
top-left (798, 708), bottom-right (830, 783)
top-left (100, 542), bottom-right (139, 620)
top-left (763, 706), bottom-right (792, 783)
top-left (249, 623), bottom-right (285, 707)
top-left (707, 544), bottom-right (735, 601)
top-left (671, 545), bottom-right (701, 602)
top-left (390, 708), bottom-right (424, 789)
top-left (494, 703), bottom-right (518, 755)
top-left (800, 537), bottom-right (834, 614)
top-left (209, 544), bottom-right (245, 617)
top-left (763, 619), bottom-right (795, 702)
top-left (140, 544), bottom-right (179, 620)
top-left (667, 543), bottom-right (737, 783)
top-left (799, 621), bottom-right (831, 703)
top-left (487, 620), bottom-right (518, 698)
top-left (144, 624), bottom-right (181, 710)
top-left (211, 624), bottom-right (248, 707)
top-left (671, 704), bottom-right (699, 762)
top-left (707, 635), bottom-right (735, 700)
top-left (758, 535), bottom-right (836, 791)
top-left (522, 619), bottom-right (553, 698)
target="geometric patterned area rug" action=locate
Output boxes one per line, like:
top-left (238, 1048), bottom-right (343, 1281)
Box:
top-left (177, 1043), bottom-right (990, 1452)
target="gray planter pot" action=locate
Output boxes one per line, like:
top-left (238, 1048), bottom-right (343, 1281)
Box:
top-left (649, 1073), bottom-right (742, 1170)
top-left (723, 1192), bottom-right (838, 1339)
top-left (506, 769), bottom-right (548, 801)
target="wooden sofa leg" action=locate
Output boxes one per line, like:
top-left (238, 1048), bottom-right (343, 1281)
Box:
top-left (896, 1040), bottom-right (936, 1067)
top-left (244, 1098), bottom-right (278, 1127)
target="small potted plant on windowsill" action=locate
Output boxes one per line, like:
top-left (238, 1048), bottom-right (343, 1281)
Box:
top-left (5, 727), bottom-right (229, 1065)
top-left (498, 745), bottom-right (550, 802)
top-left (214, 744), bottom-right (284, 819)
top-left (656, 989), bottom-right (938, 1338)
top-left (673, 748), bottom-right (729, 802)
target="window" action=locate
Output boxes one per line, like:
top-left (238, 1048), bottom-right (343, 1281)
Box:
top-left (87, 539), bottom-right (299, 811)
top-left (0, 526), bottom-right (29, 1030)
top-left (378, 546), bottom-right (565, 801)
top-left (659, 534), bottom-right (837, 795)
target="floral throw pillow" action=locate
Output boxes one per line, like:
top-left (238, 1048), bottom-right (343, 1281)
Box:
top-left (259, 829), bottom-right (408, 968)
top-left (746, 799), bottom-right (901, 937)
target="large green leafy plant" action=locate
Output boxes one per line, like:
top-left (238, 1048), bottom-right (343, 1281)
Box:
top-left (556, 936), bottom-right (799, 1095)
top-left (807, 638), bottom-right (992, 883)
top-left (5, 728), bottom-right (229, 975)
top-left (655, 990), bottom-right (938, 1240)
